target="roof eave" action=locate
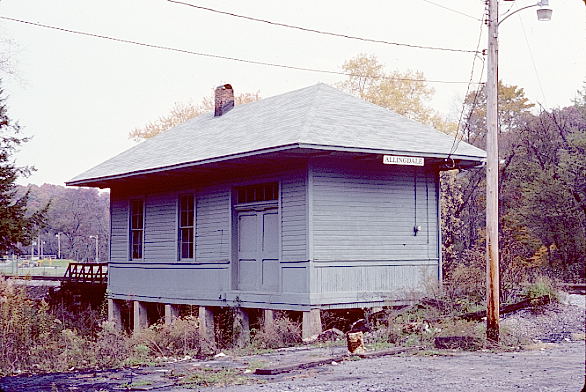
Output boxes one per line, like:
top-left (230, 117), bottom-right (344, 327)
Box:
top-left (66, 142), bottom-right (486, 187)
top-left (65, 143), bottom-right (304, 187)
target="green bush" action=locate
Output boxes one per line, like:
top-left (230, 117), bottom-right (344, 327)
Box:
top-left (522, 276), bottom-right (559, 302)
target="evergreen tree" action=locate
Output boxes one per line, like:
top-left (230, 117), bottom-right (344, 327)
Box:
top-left (0, 83), bottom-right (46, 253)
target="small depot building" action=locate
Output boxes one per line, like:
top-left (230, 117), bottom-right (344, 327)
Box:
top-left (67, 83), bottom-right (485, 341)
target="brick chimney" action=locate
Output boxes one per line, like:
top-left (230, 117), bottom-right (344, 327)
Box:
top-left (214, 84), bottom-right (234, 117)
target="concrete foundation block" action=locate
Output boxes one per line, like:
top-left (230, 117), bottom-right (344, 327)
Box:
top-left (164, 304), bottom-right (180, 325)
top-left (302, 308), bottom-right (322, 340)
top-left (199, 306), bottom-right (216, 350)
top-left (133, 301), bottom-right (148, 333)
top-left (232, 308), bottom-right (250, 348)
top-left (264, 309), bottom-right (275, 329)
top-left (107, 298), bottom-right (122, 329)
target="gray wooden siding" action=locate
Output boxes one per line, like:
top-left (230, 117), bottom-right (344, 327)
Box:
top-left (196, 185), bottom-right (230, 263)
top-left (280, 173), bottom-right (308, 262)
top-left (107, 167), bottom-right (312, 309)
top-left (311, 163), bottom-right (438, 261)
top-left (309, 160), bottom-right (440, 305)
top-left (108, 262), bottom-right (228, 304)
top-left (110, 196), bottom-right (128, 262)
top-left (144, 193), bottom-right (177, 262)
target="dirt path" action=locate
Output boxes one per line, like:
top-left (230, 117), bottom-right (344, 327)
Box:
top-left (1, 342), bottom-right (583, 392)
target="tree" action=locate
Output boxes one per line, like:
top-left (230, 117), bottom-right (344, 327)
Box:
top-left (17, 184), bottom-right (110, 261)
top-left (460, 80), bottom-right (534, 148)
top-left (443, 81), bottom-right (534, 252)
top-left (0, 84), bottom-right (46, 253)
top-left (442, 79), bottom-right (586, 283)
top-left (503, 105), bottom-right (586, 278)
top-left (129, 90), bottom-right (261, 141)
top-left (338, 54), bottom-right (455, 133)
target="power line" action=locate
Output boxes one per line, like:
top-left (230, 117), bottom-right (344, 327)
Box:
top-left (0, 15), bottom-right (481, 85)
top-left (420, 0), bottom-right (482, 21)
top-left (447, 10), bottom-right (487, 158)
top-left (167, 0), bottom-right (480, 54)
top-left (517, 14), bottom-right (547, 106)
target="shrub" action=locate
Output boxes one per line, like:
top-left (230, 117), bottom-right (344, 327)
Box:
top-left (252, 314), bottom-right (301, 349)
top-left (444, 263), bottom-right (485, 304)
top-left (94, 321), bottom-right (130, 367)
top-left (131, 316), bottom-right (201, 358)
top-left (0, 277), bottom-right (62, 374)
top-left (522, 276), bottom-right (559, 302)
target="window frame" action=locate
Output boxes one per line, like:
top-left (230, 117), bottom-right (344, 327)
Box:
top-left (178, 193), bottom-right (196, 261)
top-left (235, 182), bottom-right (279, 205)
top-left (129, 199), bottom-right (145, 261)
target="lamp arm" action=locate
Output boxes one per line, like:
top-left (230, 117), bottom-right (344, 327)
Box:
top-left (498, 3), bottom-right (540, 26)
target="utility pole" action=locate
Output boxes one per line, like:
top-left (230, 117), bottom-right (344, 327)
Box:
top-left (485, 0), bottom-right (500, 343)
top-left (484, 0), bottom-right (552, 343)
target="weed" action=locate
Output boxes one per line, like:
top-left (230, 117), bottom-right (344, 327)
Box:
top-left (365, 341), bottom-right (395, 351)
top-left (522, 277), bottom-right (559, 302)
top-left (245, 359), bottom-right (268, 371)
top-left (121, 380), bottom-right (153, 388)
top-left (251, 314), bottom-right (301, 349)
top-left (130, 316), bottom-right (201, 358)
top-left (178, 368), bottom-right (253, 388)
top-left (415, 349), bottom-right (450, 357)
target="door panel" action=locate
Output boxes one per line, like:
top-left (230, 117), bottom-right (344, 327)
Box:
top-left (237, 212), bottom-right (259, 291)
top-left (261, 211), bottom-right (279, 291)
top-left (236, 207), bottom-right (279, 292)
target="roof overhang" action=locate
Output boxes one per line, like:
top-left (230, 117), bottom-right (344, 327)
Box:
top-left (66, 143), bottom-right (485, 188)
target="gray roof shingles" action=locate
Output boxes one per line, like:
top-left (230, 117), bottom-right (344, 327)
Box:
top-left (68, 83), bottom-right (486, 185)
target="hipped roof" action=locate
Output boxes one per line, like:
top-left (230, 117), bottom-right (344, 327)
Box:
top-left (67, 83), bottom-right (485, 186)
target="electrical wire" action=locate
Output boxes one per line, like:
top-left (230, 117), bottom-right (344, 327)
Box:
top-left (420, 0), bottom-right (482, 21)
top-left (447, 9), bottom-right (487, 158)
top-left (167, 0), bottom-right (480, 54)
top-left (0, 15), bottom-right (481, 85)
top-left (517, 14), bottom-right (547, 106)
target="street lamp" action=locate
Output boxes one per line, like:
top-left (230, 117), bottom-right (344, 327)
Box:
top-left (55, 233), bottom-right (61, 259)
top-left (485, 0), bottom-right (552, 342)
top-left (89, 235), bottom-right (99, 263)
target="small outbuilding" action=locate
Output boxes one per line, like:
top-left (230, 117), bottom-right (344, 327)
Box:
top-left (67, 83), bottom-right (485, 340)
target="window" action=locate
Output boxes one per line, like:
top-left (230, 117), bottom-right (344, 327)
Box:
top-left (236, 182), bottom-right (278, 204)
top-left (130, 200), bottom-right (144, 260)
top-left (179, 194), bottom-right (195, 259)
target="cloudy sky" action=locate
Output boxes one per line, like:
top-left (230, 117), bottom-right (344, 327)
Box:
top-left (0, 0), bottom-right (584, 186)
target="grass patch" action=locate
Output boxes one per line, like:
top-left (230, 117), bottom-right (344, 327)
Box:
top-left (177, 368), bottom-right (254, 388)
top-left (121, 380), bottom-right (153, 388)
top-left (245, 359), bottom-right (268, 371)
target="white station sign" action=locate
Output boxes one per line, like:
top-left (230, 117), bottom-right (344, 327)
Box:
top-left (383, 155), bottom-right (424, 166)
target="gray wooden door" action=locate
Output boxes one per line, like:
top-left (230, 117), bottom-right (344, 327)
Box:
top-left (237, 207), bottom-right (279, 291)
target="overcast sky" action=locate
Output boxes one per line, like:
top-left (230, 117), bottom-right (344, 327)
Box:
top-left (0, 0), bottom-right (584, 186)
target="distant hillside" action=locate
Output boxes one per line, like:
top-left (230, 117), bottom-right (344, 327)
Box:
top-left (15, 184), bottom-right (109, 261)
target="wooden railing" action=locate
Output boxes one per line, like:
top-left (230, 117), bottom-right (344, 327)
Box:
top-left (64, 262), bottom-right (108, 284)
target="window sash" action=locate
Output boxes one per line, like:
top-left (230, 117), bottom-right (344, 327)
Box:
top-left (179, 195), bottom-right (195, 259)
top-left (236, 182), bottom-right (278, 204)
top-left (130, 200), bottom-right (144, 260)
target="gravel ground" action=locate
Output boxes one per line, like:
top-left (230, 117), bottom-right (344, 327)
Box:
top-left (501, 301), bottom-right (585, 343)
top-left (207, 342), bottom-right (586, 392)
